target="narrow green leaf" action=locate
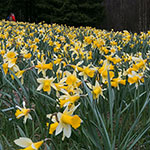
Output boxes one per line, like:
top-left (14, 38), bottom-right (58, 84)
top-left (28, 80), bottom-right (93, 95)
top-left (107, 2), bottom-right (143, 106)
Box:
top-left (120, 94), bottom-right (150, 149)
top-left (17, 125), bottom-right (26, 137)
top-left (0, 142), bottom-right (3, 150)
top-left (1, 107), bottom-right (15, 112)
top-left (3, 77), bottom-right (22, 100)
top-left (2, 135), bottom-right (14, 149)
top-left (127, 123), bottom-right (150, 150)
top-left (83, 80), bottom-right (112, 149)
top-left (34, 91), bottom-right (56, 104)
top-left (82, 80), bottom-right (93, 103)
top-left (107, 70), bottom-right (114, 143)
top-left (10, 70), bottom-right (29, 101)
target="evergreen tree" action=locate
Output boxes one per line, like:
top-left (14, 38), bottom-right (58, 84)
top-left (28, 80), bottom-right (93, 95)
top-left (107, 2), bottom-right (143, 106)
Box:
top-left (0, 0), bottom-right (13, 20)
top-left (36, 0), bottom-right (105, 28)
top-left (0, 0), bottom-right (36, 22)
top-left (0, 0), bottom-right (105, 28)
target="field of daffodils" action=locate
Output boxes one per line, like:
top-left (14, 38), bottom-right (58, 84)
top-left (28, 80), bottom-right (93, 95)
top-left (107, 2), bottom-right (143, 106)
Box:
top-left (0, 20), bottom-right (150, 150)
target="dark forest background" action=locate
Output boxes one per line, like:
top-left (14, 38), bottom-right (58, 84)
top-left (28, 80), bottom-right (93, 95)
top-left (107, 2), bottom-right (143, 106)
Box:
top-left (0, 0), bottom-right (149, 32)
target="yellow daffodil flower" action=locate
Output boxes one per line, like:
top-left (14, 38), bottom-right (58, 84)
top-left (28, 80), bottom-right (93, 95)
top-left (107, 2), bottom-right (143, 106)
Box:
top-left (128, 71), bottom-right (144, 88)
top-left (78, 64), bottom-right (95, 80)
top-left (2, 63), bottom-right (8, 75)
top-left (87, 80), bottom-right (105, 99)
top-left (59, 90), bottom-right (80, 107)
top-left (3, 48), bottom-right (18, 61)
top-left (23, 53), bottom-right (32, 59)
top-left (15, 101), bottom-right (32, 124)
top-left (64, 71), bottom-right (81, 88)
top-left (37, 77), bottom-right (56, 94)
top-left (47, 104), bottom-right (82, 140)
top-left (111, 72), bottom-right (126, 90)
top-left (14, 137), bottom-right (43, 150)
top-left (15, 70), bottom-right (25, 84)
top-left (70, 61), bottom-right (84, 72)
top-left (35, 60), bottom-right (53, 77)
top-left (98, 60), bottom-right (114, 83)
top-left (92, 81), bottom-right (103, 99)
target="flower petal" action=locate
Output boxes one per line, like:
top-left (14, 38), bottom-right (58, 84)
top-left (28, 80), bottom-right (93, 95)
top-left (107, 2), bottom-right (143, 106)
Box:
top-left (63, 124), bottom-right (71, 138)
top-left (37, 84), bottom-right (43, 91)
top-left (55, 123), bottom-right (63, 136)
top-left (14, 137), bottom-right (33, 148)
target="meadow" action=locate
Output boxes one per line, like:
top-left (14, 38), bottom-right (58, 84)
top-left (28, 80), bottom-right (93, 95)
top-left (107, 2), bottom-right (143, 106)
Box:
top-left (0, 20), bottom-right (150, 150)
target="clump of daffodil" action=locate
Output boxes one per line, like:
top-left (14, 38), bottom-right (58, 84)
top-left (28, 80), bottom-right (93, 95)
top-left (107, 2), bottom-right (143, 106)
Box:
top-left (64, 71), bottom-right (81, 88)
top-left (100, 46), bottom-right (109, 54)
top-left (3, 48), bottom-right (18, 61)
top-left (54, 78), bottom-right (66, 97)
top-left (58, 90), bottom-right (80, 108)
top-left (2, 63), bottom-right (8, 75)
top-left (131, 53), bottom-right (147, 71)
top-left (15, 70), bottom-right (25, 84)
top-left (15, 101), bottom-right (32, 124)
top-left (0, 49), bottom-right (6, 56)
top-left (105, 55), bottom-right (122, 65)
top-left (111, 72), bottom-right (126, 90)
top-left (93, 38), bottom-right (105, 50)
top-left (37, 76), bottom-right (56, 94)
top-left (87, 50), bottom-right (93, 60)
top-left (70, 61), bottom-right (84, 72)
top-left (14, 137), bottom-right (44, 150)
top-left (47, 104), bottom-right (82, 140)
top-left (87, 80), bottom-right (105, 99)
top-left (98, 60), bottom-right (114, 83)
top-left (78, 64), bottom-right (95, 80)
top-left (70, 41), bottom-right (84, 60)
top-left (20, 48), bottom-right (32, 60)
top-left (35, 59), bottom-right (53, 77)
top-left (2, 48), bottom-right (20, 78)
top-left (128, 71), bottom-right (144, 88)
top-left (53, 54), bottom-right (63, 66)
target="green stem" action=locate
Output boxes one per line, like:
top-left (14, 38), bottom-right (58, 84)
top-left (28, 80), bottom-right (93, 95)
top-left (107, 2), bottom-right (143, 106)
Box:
top-left (24, 123), bottom-right (29, 137)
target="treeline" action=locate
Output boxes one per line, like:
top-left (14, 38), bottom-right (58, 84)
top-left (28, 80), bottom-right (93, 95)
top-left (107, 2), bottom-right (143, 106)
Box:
top-left (0, 0), bottom-right (149, 32)
top-left (0, 0), bottom-right (104, 28)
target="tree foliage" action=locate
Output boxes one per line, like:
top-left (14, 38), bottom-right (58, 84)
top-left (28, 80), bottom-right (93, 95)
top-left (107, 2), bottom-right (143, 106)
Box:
top-left (36, 0), bottom-right (105, 28)
top-left (0, 0), bottom-right (105, 28)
